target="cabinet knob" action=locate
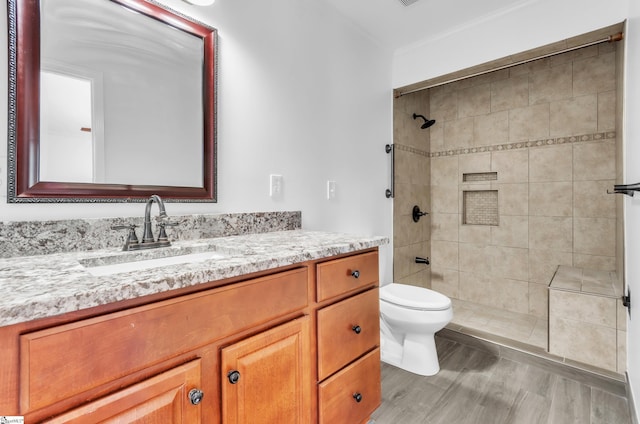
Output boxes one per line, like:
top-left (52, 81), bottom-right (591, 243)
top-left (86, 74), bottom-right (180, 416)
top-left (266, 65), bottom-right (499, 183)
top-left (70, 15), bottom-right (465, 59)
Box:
top-left (188, 388), bottom-right (204, 405)
top-left (228, 370), bottom-right (241, 384)
top-left (352, 325), bottom-right (362, 334)
top-left (351, 270), bottom-right (360, 279)
top-left (353, 392), bottom-right (363, 403)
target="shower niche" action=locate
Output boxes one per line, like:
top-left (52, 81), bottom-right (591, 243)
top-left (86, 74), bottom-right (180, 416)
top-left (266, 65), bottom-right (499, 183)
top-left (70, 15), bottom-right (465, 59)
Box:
top-left (462, 172), bottom-right (499, 226)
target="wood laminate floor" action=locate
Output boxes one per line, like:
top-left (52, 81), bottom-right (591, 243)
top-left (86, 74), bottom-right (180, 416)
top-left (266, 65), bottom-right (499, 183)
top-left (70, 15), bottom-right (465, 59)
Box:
top-left (370, 336), bottom-right (632, 424)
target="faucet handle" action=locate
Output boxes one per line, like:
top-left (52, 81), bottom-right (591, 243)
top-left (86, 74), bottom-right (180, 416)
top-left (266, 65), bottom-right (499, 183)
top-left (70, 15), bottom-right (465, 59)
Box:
top-left (111, 224), bottom-right (140, 250)
top-left (156, 221), bottom-right (178, 243)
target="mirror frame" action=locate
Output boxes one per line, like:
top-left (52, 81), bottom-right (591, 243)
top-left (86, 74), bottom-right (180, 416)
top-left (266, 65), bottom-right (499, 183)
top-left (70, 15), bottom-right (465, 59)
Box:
top-left (7, 0), bottom-right (218, 203)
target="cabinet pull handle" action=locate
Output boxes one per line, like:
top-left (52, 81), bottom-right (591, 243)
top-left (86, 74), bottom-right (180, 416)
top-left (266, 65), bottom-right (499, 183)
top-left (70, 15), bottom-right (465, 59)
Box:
top-left (188, 388), bottom-right (204, 405)
top-left (228, 370), bottom-right (241, 384)
top-left (353, 392), bottom-right (363, 403)
top-left (351, 270), bottom-right (360, 279)
top-left (352, 325), bottom-right (362, 334)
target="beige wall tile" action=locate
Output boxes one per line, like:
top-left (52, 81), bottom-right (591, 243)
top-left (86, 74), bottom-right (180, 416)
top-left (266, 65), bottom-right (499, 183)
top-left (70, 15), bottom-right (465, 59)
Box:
top-left (574, 217), bottom-right (615, 257)
top-left (459, 223), bottom-right (491, 244)
top-left (396, 270), bottom-right (431, 289)
top-left (573, 179), bottom-right (615, 218)
top-left (429, 84), bottom-right (458, 122)
top-left (573, 253), bottom-right (616, 271)
top-left (459, 271), bottom-right (491, 305)
top-left (529, 216), bottom-right (573, 252)
top-left (431, 155), bottom-right (459, 185)
top-left (394, 242), bottom-right (431, 280)
top-left (529, 62), bottom-right (573, 105)
top-left (491, 74), bottom-right (529, 112)
top-left (394, 149), bottom-right (429, 185)
top-left (529, 144), bottom-right (573, 182)
top-left (444, 117), bottom-right (474, 149)
top-left (529, 182), bottom-right (573, 217)
top-left (528, 283), bottom-right (549, 318)
top-left (491, 149), bottom-right (529, 183)
top-left (550, 289), bottom-right (616, 327)
top-left (529, 248), bottom-right (573, 284)
top-left (431, 184), bottom-right (459, 214)
top-left (617, 298), bottom-right (627, 331)
top-left (494, 278), bottom-right (530, 314)
top-left (474, 111), bottom-right (509, 146)
top-left (491, 215), bottom-right (529, 248)
top-left (618, 329), bottom-right (627, 374)
top-left (549, 316), bottom-right (617, 371)
top-left (394, 214), bottom-right (427, 246)
top-left (497, 183), bottom-right (528, 216)
top-left (598, 90), bottom-right (616, 132)
top-left (491, 246), bottom-right (529, 281)
top-left (573, 140), bottom-right (615, 181)
top-left (573, 52), bottom-right (616, 96)
top-left (429, 122), bottom-right (445, 151)
top-left (459, 242), bottom-right (492, 274)
top-left (550, 95), bottom-right (598, 137)
top-left (431, 240), bottom-right (459, 270)
top-left (459, 152), bottom-right (491, 175)
top-left (431, 268), bottom-right (459, 298)
top-left (459, 83), bottom-right (491, 118)
top-left (431, 212), bottom-right (459, 242)
top-left (509, 103), bottom-right (550, 142)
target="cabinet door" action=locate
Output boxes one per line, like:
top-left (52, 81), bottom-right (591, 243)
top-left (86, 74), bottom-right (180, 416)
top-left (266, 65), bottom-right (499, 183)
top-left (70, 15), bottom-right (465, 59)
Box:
top-left (42, 359), bottom-right (202, 424)
top-left (221, 317), bottom-right (311, 424)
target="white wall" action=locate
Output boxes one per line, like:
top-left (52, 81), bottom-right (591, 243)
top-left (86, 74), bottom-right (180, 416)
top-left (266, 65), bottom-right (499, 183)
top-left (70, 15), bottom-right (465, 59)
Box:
top-left (393, 0), bottom-right (628, 88)
top-left (0, 0), bottom-right (394, 280)
top-left (625, 0), bottom-right (640, 417)
top-left (393, 0), bottom-right (637, 416)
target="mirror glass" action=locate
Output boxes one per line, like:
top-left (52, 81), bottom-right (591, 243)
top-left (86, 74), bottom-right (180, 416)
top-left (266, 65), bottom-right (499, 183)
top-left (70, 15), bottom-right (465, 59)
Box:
top-left (7, 0), bottom-right (217, 202)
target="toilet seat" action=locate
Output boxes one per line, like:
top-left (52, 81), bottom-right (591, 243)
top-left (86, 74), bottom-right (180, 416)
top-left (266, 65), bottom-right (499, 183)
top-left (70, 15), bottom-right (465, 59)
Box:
top-left (380, 284), bottom-right (451, 311)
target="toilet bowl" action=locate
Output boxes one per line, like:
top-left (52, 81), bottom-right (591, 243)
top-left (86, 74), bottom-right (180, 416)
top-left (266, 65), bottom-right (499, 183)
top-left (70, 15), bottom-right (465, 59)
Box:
top-left (379, 283), bottom-right (453, 376)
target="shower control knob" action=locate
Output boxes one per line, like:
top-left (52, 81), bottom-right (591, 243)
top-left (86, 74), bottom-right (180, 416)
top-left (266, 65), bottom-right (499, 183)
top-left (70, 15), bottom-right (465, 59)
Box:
top-left (188, 388), bottom-right (204, 405)
top-left (353, 393), bottom-right (363, 403)
top-left (227, 370), bottom-right (241, 384)
top-left (351, 270), bottom-right (360, 279)
top-left (352, 325), bottom-right (362, 334)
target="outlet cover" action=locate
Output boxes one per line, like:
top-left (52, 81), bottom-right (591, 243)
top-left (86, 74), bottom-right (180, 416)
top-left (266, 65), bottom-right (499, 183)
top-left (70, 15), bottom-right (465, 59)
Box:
top-left (327, 181), bottom-right (336, 199)
top-left (270, 174), bottom-right (283, 197)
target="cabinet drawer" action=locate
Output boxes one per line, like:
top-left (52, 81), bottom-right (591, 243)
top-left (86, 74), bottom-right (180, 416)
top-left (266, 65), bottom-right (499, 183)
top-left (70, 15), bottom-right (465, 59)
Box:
top-left (316, 251), bottom-right (378, 302)
top-left (20, 267), bottom-right (308, 412)
top-left (317, 289), bottom-right (379, 380)
top-left (318, 348), bottom-right (381, 424)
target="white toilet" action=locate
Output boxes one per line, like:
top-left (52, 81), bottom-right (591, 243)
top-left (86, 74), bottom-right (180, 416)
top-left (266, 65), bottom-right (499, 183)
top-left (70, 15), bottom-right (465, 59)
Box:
top-left (379, 283), bottom-right (453, 376)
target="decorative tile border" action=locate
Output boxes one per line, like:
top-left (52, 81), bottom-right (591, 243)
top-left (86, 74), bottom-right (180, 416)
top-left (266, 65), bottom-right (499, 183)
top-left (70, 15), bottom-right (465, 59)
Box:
top-left (430, 131), bottom-right (616, 158)
top-left (394, 131), bottom-right (616, 159)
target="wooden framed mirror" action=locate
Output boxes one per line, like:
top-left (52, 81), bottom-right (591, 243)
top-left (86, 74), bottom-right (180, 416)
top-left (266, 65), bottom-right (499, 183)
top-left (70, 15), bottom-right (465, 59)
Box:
top-left (7, 0), bottom-right (217, 202)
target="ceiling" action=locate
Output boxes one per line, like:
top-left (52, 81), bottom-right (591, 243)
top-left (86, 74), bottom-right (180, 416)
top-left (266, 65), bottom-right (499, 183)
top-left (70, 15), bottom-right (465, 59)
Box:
top-left (321, 0), bottom-right (537, 52)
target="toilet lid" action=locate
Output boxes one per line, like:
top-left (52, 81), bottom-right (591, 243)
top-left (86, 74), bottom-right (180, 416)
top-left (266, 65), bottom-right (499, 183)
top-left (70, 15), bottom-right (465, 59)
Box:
top-left (380, 284), bottom-right (452, 311)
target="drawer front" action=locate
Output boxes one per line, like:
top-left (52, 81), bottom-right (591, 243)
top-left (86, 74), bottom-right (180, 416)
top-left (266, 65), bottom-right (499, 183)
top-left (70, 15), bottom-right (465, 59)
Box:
top-left (316, 251), bottom-right (378, 302)
top-left (20, 267), bottom-right (308, 412)
top-left (318, 348), bottom-right (381, 424)
top-left (317, 288), bottom-right (379, 380)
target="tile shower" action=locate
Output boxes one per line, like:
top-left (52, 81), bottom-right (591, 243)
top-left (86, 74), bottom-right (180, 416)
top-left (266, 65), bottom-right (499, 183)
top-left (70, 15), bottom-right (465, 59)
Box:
top-left (393, 39), bottom-right (626, 375)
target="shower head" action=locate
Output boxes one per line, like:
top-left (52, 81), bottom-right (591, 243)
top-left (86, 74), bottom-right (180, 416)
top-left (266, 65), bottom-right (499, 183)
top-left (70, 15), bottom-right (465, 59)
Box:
top-left (413, 113), bottom-right (436, 129)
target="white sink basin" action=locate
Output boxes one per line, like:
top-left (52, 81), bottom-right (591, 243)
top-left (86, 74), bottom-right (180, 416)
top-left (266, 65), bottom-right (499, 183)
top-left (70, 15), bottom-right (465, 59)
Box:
top-left (82, 251), bottom-right (227, 276)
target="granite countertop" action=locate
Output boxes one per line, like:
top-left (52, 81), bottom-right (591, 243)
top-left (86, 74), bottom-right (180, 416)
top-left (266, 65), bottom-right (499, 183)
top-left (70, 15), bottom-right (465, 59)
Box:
top-left (0, 230), bottom-right (388, 327)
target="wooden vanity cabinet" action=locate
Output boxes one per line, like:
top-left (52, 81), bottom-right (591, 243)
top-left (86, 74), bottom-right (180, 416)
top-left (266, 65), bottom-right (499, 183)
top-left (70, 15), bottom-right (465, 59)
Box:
top-left (315, 252), bottom-right (381, 424)
top-left (3, 248), bottom-right (380, 424)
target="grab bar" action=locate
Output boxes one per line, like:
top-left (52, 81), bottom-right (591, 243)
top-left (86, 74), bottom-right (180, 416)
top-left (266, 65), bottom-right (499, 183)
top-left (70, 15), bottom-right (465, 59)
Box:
top-left (385, 144), bottom-right (394, 198)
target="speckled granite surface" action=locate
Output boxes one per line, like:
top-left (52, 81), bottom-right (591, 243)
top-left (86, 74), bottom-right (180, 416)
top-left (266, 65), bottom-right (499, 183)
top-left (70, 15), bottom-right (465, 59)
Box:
top-left (0, 230), bottom-right (388, 327)
top-left (0, 211), bottom-right (301, 258)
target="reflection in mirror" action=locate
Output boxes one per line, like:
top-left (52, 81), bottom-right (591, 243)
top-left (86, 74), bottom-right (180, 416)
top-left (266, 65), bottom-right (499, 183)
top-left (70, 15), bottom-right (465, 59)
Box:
top-left (7, 0), bottom-right (217, 202)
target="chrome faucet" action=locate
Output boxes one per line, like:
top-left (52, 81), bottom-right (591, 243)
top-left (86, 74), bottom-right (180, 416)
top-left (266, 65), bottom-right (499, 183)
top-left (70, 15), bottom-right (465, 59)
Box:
top-left (112, 195), bottom-right (177, 251)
